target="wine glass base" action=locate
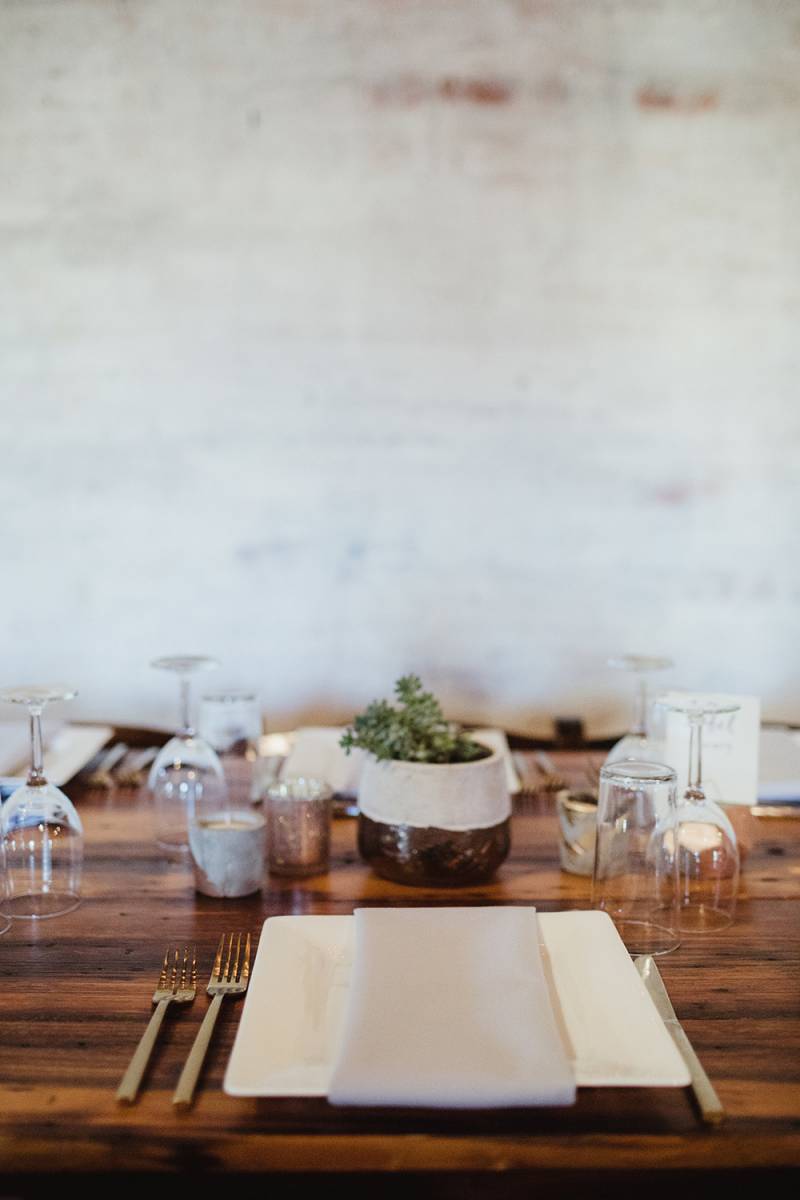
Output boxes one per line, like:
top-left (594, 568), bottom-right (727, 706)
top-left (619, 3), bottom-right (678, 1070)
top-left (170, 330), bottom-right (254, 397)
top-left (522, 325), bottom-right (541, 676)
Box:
top-left (0, 914), bottom-right (10, 936)
top-left (2, 892), bottom-right (81, 919)
top-left (678, 904), bottom-right (735, 933)
top-left (611, 918), bottom-right (681, 957)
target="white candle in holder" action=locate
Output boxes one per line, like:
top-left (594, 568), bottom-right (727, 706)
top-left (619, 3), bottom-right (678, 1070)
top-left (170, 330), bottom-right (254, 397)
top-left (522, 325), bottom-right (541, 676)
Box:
top-left (189, 808), bottom-right (266, 897)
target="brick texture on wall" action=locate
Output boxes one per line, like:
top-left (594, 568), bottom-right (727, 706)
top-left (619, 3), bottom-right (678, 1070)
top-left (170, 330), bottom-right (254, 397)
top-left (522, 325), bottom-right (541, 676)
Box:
top-left (1, 0), bottom-right (798, 734)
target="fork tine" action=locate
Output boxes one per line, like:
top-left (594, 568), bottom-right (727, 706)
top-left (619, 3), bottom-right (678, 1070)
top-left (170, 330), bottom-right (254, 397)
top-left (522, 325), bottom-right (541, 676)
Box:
top-left (180, 946), bottom-right (189, 990)
top-left (212, 934), bottom-right (224, 981)
top-left (223, 932), bottom-right (234, 980)
top-left (231, 932), bottom-right (242, 982)
top-left (158, 946), bottom-right (170, 990)
top-left (242, 932), bottom-right (251, 982)
top-left (191, 945), bottom-right (197, 988)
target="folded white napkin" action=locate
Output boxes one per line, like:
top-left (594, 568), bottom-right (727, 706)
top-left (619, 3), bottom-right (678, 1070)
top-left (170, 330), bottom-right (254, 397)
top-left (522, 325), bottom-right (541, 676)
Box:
top-left (283, 726), bottom-right (520, 796)
top-left (328, 907), bottom-right (576, 1109)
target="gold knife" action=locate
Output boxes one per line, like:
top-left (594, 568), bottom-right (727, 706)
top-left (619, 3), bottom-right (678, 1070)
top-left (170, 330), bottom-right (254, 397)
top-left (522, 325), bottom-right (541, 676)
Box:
top-left (635, 954), bottom-right (725, 1126)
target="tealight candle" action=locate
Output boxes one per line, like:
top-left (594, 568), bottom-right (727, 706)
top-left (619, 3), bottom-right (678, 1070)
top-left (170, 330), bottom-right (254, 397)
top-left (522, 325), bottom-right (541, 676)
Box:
top-left (188, 808), bottom-right (266, 897)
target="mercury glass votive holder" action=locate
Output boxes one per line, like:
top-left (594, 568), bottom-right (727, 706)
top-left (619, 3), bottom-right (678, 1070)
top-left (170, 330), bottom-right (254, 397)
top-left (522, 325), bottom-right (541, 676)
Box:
top-left (266, 776), bottom-right (332, 877)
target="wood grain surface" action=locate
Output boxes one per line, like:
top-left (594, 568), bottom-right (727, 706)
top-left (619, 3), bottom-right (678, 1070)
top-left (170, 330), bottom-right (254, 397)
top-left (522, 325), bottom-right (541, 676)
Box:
top-left (0, 748), bottom-right (798, 1197)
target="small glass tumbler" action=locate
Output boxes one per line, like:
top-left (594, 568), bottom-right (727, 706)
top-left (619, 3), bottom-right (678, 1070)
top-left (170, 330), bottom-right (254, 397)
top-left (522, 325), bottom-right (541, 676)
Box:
top-left (199, 689), bottom-right (262, 802)
top-left (592, 760), bottom-right (680, 956)
top-left (266, 776), bottom-right (332, 877)
top-left (199, 689), bottom-right (261, 760)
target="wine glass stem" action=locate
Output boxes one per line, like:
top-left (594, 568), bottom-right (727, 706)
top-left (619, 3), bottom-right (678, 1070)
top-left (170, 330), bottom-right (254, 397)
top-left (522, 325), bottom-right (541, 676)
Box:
top-left (632, 675), bottom-right (648, 739)
top-left (688, 713), bottom-right (703, 795)
top-left (28, 706), bottom-right (46, 786)
top-left (179, 676), bottom-right (194, 737)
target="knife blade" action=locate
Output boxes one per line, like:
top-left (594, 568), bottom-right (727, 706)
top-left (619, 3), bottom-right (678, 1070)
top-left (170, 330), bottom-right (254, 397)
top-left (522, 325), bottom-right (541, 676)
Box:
top-left (635, 954), bottom-right (725, 1126)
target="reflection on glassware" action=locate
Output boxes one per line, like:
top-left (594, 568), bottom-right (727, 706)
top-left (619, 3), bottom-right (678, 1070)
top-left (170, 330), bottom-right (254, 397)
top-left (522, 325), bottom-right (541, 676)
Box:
top-left (592, 760), bottom-right (680, 956)
top-left (658, 697), bottom-right (740, 932)
top-left (606, 654), bottom-right (674, 764)
top-left (0, 686), bottom-right (83, 920)
top-left (148, 656), bottom-right (225, 853)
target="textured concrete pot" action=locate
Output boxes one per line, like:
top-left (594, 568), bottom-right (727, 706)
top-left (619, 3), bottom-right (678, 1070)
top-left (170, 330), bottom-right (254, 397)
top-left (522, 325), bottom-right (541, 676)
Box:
top-left (357, 745), bottom-right (512, 887)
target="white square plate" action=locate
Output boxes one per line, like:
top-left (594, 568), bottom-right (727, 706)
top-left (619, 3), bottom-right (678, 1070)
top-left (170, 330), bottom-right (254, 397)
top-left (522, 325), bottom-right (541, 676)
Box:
top-left (224, 910), bottom-right (690, 1098)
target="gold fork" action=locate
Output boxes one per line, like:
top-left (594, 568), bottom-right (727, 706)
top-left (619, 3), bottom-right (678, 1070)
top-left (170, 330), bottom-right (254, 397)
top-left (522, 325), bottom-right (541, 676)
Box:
top-left (532, 751), bottom-right (568, 792)
top-left (116, 945), bottom-right (196, 1103)
top-left (86, 742), bottom-right (129, 789)
top-left (173, 932), bottom-right (251, 1109)
top-left (115, 746), bottom-right (159, 788)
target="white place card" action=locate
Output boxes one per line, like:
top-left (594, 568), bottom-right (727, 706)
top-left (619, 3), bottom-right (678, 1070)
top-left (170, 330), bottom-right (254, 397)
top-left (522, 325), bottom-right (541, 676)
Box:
top-left (662, 692), bottom-right (760, 807)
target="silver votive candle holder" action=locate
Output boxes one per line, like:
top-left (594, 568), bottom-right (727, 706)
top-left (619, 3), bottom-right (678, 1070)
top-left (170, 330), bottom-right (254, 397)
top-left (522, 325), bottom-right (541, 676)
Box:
top-left (555, 788), bottom-right (598, 876)
top-left (266, 776), bottom-right (332, 877)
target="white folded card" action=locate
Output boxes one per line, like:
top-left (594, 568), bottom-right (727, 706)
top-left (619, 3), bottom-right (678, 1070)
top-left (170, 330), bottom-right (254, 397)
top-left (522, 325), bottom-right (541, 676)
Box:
top-left (282, 726), bottom-right (520, 796)
top-left (327, 906), bottom-right (576, 1109)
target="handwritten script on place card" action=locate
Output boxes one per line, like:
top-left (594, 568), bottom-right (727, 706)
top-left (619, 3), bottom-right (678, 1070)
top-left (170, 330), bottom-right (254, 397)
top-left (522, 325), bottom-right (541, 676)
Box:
top-left (662, 692), bottom-right (761, 808)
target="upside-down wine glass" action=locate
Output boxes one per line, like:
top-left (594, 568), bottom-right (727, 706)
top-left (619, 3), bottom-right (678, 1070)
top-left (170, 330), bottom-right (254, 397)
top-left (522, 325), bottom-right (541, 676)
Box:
top-left (0, 686), bottom-right (83, 919)
top-left (659, 696), bottom-right (741, 932)
top-left (148, 657), bottom-right (225, 853)
top-left (605, 654), bottom-right (674, 763)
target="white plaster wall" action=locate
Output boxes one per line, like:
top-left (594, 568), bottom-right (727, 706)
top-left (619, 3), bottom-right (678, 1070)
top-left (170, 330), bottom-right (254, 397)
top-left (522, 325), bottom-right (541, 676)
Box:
top-left (1, 0), bottom-right (798, 734)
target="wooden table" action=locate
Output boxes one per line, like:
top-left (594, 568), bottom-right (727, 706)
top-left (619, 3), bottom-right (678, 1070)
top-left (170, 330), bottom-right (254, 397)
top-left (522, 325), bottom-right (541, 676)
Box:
top-left (1, 749), bottom-right (799, 1198)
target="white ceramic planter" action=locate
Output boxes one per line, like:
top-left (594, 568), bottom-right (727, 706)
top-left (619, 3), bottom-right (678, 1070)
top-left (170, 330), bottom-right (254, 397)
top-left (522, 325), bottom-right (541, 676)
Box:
top-left (357, 743), bottom-right (512, 886)
top-left (358, 745), bottom-right (510, 833)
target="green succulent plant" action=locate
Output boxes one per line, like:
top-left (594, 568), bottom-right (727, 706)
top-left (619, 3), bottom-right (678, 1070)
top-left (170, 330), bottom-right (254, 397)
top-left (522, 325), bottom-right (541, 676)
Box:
top-left (340, 675), bottom-right (488, 764)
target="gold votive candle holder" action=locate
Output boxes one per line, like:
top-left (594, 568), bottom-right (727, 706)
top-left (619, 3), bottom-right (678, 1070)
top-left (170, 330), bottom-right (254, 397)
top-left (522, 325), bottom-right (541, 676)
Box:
top-left (266, 776), bottom-right (332, 877)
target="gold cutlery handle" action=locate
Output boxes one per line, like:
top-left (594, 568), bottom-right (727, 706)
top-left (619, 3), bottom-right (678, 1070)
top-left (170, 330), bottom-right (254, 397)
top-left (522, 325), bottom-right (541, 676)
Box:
top-left (116, 998), bottom-right (171, 1103)
top-left (172, 992), bottom-right (224, 1109)
top-left (668, 1022), bottom-right (725, 1125)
